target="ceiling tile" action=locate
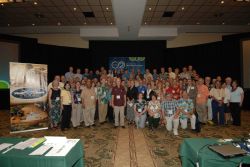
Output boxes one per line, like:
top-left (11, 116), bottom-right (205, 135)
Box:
top-left (153, 11), bottom-right (164, 17)
top-left (166, 5), bottom-right (178, 11)
top-left (181, 0), bottom-right (194, 5)
top-left (87, 0), bottom-right (100, 5)
top-left (79, 5), bottom-right (92, 12)
top-left (75, 0), bottom-right (88, 5)
top-left (104, 12), bottom-right (112, 17)
top-left (158, 0), bottom-right (170, 5)
top-left (146, 0), bottom-right (158, 5)
top-left (53, 0), bottom-right (65, 6)
top-left (169, 0), bottom-right (182, 6)
top-left (94, 12), bottom-right (105, 17)
top-left (100, 0), bottom-right (112, 5)
top-left (155, 5), bottom-right (166, 11)
top-left (91, 5), bottom-right (103, 11)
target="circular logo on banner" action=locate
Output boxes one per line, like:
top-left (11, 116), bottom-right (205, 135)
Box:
top-left (111, 61), bottom-right (125, 69)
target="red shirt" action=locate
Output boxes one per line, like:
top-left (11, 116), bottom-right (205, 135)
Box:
top-left (166, 86), bottom-right (180, 100)
top-left (112, 86), bottom-right (126, 106)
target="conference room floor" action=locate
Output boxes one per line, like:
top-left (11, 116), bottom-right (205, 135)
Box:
top-left (0, 110), bottom-right (250, 167)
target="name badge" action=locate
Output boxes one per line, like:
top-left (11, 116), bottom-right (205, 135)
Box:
top-left (77, 97), bottom-right (81, 102)
top-left (56, 97), bottom-right (60, 101)
top-left (138, 108), bottom-right (142, 112)
top-left (154, 113), bottom-right (160, 118)
top-left (157, 97), bottom-right (161, 100)
top-left (191, 87), bottom-right (194, 90)
top-left (91, 96), bottom-right (95, 100)
top-left (116, 95), bottom-right (121, 99)
top-left (168, 110), bottom-right (173, 115)
top-left (184, 109), bottom-right (188, 112)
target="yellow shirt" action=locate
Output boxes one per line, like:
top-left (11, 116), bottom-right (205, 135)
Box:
top-left (210, 88), bottom-right (225, 101)
top-left (61, 89), bottom-right (72, 105)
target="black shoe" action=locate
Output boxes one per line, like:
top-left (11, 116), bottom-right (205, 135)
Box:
top-left (121, 126), bottom-right (125, 129)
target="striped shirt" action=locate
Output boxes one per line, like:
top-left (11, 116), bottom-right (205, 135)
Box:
top-left (161, 100), bottom-right (178, 116)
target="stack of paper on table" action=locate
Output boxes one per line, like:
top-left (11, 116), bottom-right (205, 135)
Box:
top-left (0, 143), bottom-right (13, 151)
top-left (45, 139), bottom-right (80, 156)
top-left (28, 136), bottom-right (79, 156)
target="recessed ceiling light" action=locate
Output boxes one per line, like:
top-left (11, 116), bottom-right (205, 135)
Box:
top-left (32, 23), bottom-right (35, 26)
top-left (73, 7), bottom-right (77, 11)
top-left (7, 24), bottom-right (10, 26)
top-left (84, 22), bottom-right (87, 25)
top-left (57, 22), bottom-right (61, 26)
top-left (222, 22), bottom-right (225, 25)
top-left (34, 1), bottom-right (37, 5)
top-left (110, 22), bottom-right (113, 25)
top-left (106, 7), bottom-right (109, 10)
top-left (149, 7), bottom-right (152, 11)
top-left (196, 22), bottom-right (200, 25)
top-left (144, 22), bottom-right (147, 25)
top-left (181, 7), bottom-right (185, 10)
top-left (221, 1), bottom-right (224, 4)
top-left (1, 3), bottom-right (4, 6)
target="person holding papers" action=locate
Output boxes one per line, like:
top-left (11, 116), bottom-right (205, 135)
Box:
top-left (134, 93), bottom-right (147, 129)
top-left (161, 92), bottom-right (180, 136)
top-left (81, 79), bottom-right (97, 127)
top-left (60, 82), bottom-right (72, 131)
top-left (48, 80), bottom-right (61, 129)
top-left (178, 91), bottom-right (196, 130)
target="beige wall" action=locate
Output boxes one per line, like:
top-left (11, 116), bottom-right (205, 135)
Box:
top-left (15, 34), bottom-right (89, 48)
top-left (16, 33), bottom-right (230, 49)
top-left (167, 33), bottom-right (230, 48)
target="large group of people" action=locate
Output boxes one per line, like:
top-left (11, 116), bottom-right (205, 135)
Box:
top-left (47, 65), bottom-right (244, 136)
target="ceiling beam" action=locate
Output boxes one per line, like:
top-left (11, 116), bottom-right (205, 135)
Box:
top-left (112, 0), bottom-right (147, 39)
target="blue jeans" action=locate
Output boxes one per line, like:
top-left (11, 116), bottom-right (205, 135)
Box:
top-left (212, 100), bottom-right (224, 125)
top-left (135, 114), bottom-right (147, 128)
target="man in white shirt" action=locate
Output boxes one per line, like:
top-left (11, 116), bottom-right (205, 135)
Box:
top-left (74, 68), bottom-right (82, 81)
top-left (65, 66), bottom-right (74, 81)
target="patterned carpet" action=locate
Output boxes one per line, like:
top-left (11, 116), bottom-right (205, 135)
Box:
top-left (1, 110), bottom-right (250, 167)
